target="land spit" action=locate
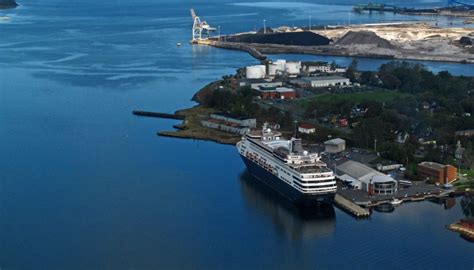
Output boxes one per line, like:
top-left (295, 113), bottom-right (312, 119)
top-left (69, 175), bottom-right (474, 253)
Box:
top-left (201, 23), bottom-right (474, 64)
top-left (156, 106), bottom-right (240, 145)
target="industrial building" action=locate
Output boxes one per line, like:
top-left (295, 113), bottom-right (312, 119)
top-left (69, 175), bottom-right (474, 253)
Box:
top-left (301, 76), bottom-right (350, 88)
top-left (201, 113), bottom-right (257, 135)
top-left (256, 87), bottom-right (296, 100)
top-left (210, 113), bottom-right (257, 128)
top-left (201, 119), bottom-right (250, 135)
top-left (289, 78), bottom-right (312, 89)
top-left (417, 161), bottom-right (457, 184)
top-left (336, 160), bottom-right (398, 195)
top-left (324, 138), bottom-right (346, 153)
top-left (301, 62), bottom-right (347, 74)
top-left (239, 79), bottom-right (283, 90)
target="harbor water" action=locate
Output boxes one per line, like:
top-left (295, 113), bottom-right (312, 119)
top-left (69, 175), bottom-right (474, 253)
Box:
top-left (0, 0), bottom-right (473, 269)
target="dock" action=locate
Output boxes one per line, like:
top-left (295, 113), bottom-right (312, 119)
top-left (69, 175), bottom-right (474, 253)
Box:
top-left (132, 110), bottom-right (185, 120)
top-left (334, 194), bottom-right (370, 218)
top-left (194, 39), bottom-right (267, 61)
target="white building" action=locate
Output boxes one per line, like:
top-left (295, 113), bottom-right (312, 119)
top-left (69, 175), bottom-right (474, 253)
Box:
top-left (324, 138), bottom-right (346, 153)
top-left (210, 113), bottom-right (257, 128)
top-left (302, 76), bottom-right (350, 88)
top-left (336, 160), bottom-right (398, 195)
top-left (302, 63), bottom-right (347, 74)
top-left (298, 123), bottom-right (316, 134)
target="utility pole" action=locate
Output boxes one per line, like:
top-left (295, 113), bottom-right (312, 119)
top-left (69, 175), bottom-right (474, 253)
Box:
top-left (328, 135), bottom-right (332, 169)
top-left (294, 120), bottom-right (298, 138)
top-left (374, 138), bottom-right (377, 152)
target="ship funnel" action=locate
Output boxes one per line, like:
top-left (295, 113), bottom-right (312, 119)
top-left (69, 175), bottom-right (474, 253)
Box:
top-left (291, 138), bottom-right (303, 154)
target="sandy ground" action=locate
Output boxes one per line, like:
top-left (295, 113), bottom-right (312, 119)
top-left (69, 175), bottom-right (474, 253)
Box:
top-left (309, 23), bottom-right (474, 62)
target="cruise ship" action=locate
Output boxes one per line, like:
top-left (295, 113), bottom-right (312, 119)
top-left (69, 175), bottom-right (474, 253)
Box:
top-left (236, 123), bottom-right (337, 205)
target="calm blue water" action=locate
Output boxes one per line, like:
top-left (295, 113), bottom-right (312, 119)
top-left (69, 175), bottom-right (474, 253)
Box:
top-left (0, 1), bottom-right (473, 269)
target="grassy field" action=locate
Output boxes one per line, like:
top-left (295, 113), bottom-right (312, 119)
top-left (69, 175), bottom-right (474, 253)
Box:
top-left (301, 90), bottom-right (412, 106)
top-left (158, 106), bottom-right (241, 145)
top-left (460, 169), bottom-right (474, 178)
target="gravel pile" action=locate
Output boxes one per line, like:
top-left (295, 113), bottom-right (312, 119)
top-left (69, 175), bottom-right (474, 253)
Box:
top-left (337, 31), bottom-right (394, 49)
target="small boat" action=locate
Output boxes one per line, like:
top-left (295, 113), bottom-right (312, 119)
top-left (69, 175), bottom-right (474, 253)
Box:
top-left (391, 198), bottom-right (402, 206)
top-left (176, 42), bottom-right (182, 47)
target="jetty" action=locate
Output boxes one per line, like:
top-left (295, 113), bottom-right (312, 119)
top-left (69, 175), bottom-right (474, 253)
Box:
top-left (194, 39), bottom-right (267, 61)
top-left (132, 110), bottom-right (184, 120)
top-left (334, 194), bottom-right (370, 218)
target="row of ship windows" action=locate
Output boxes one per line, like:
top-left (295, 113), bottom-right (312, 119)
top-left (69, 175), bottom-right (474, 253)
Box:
top-left (292, 175), bottom-right (334, 184)
top-left (302, 174), bottom-right (331, 179)
top-left (293, 181), bottom-right (336, 189)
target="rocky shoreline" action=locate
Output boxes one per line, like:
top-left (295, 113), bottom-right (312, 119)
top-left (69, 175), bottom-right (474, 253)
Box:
top-left (205, 40), bottom-right (474, 64)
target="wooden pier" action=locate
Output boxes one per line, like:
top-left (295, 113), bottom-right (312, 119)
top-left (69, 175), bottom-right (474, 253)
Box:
top-left (334, 194), bottom-right (370, 218)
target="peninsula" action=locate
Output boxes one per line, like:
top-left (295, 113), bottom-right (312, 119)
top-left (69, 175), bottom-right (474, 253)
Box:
top-left (199, 22), bottom-right (474, 64)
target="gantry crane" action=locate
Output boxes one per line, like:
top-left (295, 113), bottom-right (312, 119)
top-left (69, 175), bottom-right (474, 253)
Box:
top-left (190, 9), bottom-right (216, 42)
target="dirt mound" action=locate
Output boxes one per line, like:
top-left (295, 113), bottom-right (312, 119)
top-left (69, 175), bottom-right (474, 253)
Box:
top-left (227, 31), bottom-right (330, 46)
top-left (337, 31), bottom-right (394, 49)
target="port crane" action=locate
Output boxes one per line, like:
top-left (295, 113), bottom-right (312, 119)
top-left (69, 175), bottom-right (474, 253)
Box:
top-left (190, 9), bottom-right (216, 42)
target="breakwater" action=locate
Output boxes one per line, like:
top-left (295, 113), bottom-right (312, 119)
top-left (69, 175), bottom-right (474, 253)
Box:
top-left (132, 110), bottom-right (185, 120)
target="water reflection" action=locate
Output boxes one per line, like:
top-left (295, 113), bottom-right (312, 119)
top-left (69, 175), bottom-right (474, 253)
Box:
top-left (239, 170), bottom-right (335, 242)
top-left (460, 194), bottom-right (474, 218)
top-left (429, 197), bottom-right (457, 210)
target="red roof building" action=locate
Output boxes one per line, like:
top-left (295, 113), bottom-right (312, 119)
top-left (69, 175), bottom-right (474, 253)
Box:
top-left (298, 123), bottom-right (316, 134)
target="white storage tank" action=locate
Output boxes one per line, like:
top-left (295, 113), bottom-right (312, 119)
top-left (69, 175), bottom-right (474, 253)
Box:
top-left (275, 59), bottom-right (286, 71)
top-left (267, 64), bottom-right (280, 76)
top-left (285, 61), bottom-right (301, 76)
top-left (246, 65), bottom-right (266, 79)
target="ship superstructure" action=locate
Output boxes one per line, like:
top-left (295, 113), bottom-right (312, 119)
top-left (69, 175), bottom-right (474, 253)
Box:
top-left (237, 123), bottom-right (337, 205)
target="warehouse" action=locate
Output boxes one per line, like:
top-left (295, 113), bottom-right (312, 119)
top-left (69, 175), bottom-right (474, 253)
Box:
top-left (301, 76), bottom-right (350, 88)
top-left (324, 138), bottom-right (346, 153)
top-left (336, 160), bottom-right (398, 195)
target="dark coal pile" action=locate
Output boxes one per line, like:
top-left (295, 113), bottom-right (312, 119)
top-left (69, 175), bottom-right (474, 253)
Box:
top-left (459, 36), bottom-right (472, 46)
top-left (337, 31), bottom-right (394, 49)
top-left (226, 31), bottom-right (331, 46)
